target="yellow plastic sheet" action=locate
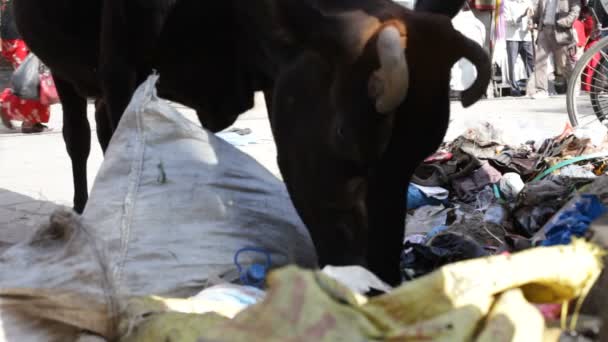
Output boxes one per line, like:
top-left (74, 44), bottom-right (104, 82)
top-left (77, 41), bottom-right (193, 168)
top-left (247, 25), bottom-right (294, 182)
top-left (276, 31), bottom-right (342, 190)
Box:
top-left (120, 240), bottom-right (604, 342)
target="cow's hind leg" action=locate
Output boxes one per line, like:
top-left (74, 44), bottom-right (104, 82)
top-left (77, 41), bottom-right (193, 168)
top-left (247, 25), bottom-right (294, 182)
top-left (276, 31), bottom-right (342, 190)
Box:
top-left (94, 98), bottom-right (112, 153)
top-left (55, 77), bottom-right (90, 214)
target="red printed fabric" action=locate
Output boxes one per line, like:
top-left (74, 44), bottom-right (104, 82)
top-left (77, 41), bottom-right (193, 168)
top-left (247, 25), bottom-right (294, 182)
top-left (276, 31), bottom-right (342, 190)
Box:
top-left (468, 0), bottom-right (496, 10)
top-left (0, 39), bottom-right (50, 124)
top-left (582, 39), bottom-right (600, 92)
top-left (0, 88), bottom-right (50, 123)
top-left (573, 19), bottom-right (586, 48)
top-left (1, 39), bottom-right (28, 68)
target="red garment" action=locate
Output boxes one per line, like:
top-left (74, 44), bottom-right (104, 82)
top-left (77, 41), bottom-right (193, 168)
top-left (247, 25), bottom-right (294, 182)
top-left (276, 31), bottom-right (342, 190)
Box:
top-left (573, 19), bottom-right (586, 48)
top-left (1, 39), bottom-right (28, 68)
top-left (0, 39), bottom-right (50, 124)
top-left (579, 11), bottom-right (600, 93)
top-left (583, 13), bottom-right (595, 38)
top-left (468, 0), bottom-right (495, 10)
top-left (582, 39), bottom-right (600, 92)
top-left (0, 88), bottom-right (50, 123)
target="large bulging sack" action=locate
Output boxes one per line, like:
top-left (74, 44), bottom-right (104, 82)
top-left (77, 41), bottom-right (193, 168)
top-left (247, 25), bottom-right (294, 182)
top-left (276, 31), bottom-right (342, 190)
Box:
top-left (81, 74), bottom-right (317, 297)
top-left (0, 74), bottom-right (317, 340)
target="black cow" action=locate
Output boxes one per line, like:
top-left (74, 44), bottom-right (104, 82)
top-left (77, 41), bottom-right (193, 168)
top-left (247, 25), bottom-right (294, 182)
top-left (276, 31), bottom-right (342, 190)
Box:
top-left (15, 0), bottom-right (486, 284)
top-left (265, 0), bottom-right (490, 284)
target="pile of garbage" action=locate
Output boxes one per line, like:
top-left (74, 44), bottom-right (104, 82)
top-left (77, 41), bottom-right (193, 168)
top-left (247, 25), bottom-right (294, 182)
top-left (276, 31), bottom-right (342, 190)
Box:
top-left (403, 122), bottom-right (608, 279)
top-left (0, 230), bottom-right (603, 341)
top-left (398, 121), bottom-right (608, 338)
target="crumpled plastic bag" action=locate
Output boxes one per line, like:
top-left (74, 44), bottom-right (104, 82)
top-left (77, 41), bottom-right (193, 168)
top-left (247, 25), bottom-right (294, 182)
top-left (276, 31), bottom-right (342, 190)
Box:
top-left (533, 194), bottom-right (607, 246)
top-left (513, 177), bottom-right (590, 236)
top-left (401, 232), bottom-right (489, 280)
top-left (10, 53), bottom-right (41, 100)
top-left (574, 124), bottom-right (607, 147)
top-left (499, 172), bottom-right (525, 200)
top-left (120, 240), bottom-right (604, 342)
top-left (405, 205), bottom-right (452, 235)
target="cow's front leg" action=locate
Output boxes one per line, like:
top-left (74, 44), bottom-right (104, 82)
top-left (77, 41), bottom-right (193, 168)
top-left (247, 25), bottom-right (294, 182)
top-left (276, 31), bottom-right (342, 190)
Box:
top-left (98, 0), bottom-right (137, 130)
top-left (366, 163), bottom-right (409, 286)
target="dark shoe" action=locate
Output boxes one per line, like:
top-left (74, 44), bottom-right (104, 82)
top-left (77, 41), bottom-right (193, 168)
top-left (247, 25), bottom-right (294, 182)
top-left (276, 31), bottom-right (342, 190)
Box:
top-left (21, 122), bottom-right (51, 134)
top-left (510, 89), bottom-right (523, 97)
top-left (0, 106), bottom-right (13, 129)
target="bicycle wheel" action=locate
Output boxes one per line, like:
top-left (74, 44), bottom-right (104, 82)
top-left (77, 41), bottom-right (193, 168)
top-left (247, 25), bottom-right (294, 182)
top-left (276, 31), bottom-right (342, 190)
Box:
top-left (567, 36), bottom-right (608, 128)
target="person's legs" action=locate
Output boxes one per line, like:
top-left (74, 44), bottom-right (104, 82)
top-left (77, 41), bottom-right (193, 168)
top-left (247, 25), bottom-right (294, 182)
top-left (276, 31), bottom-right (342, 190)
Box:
top-left (0, 89), bottom-right (51, 133)
top-left (553, 43), bottom-right (578, 95)
top-left (19, 100), bottom-right (51, 133)
top-left (563, 45), bottom-right (578, 83)
top-left (533, 29), bottom-right (552, 96)
top-left (507, 40), bottom-right (522, 95)
top-left (0, 89), bottom-right (13, 129)
top-left (507, 41), bottom-right (521, 96)
top-left (522, 41), bottom-right (535, 77)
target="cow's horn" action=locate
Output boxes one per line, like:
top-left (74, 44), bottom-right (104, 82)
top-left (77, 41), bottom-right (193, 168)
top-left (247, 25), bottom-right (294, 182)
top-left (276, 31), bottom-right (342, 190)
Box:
top-left (369, 25), bottom-right (409, 114)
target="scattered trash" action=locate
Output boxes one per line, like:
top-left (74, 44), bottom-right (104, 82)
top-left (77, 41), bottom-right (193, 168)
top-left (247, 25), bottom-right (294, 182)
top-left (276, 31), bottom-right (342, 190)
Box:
top-left (423, 150), bottom-right (453, 163)
top-left (403, 120), bottom-right (608, 309)
top-left (189, 284), bottom-right (266, 317)
top-left (559, 165), bottom-right (599, 179)
top-left (452, 162), bottom-right (502, 202)
top-left (216, 128), bottom-right (260, 146)
top-left (475, 186), bottom-right (497, 211)
top-left (533, 152), bottom-right (608, 181)
top-left (574, 125), bottom-right (608, 147)
top-left (406, 185), bottom-right (432, 210)
top-left (514, 204), bottom-right (561, 237)
top-left (499, 172), bottom-right (525, 200)
top-left (322, 265), bottom-right (392, 295)
top-left (405, 205), bottom-right (452, 235)
top-left (403, 233), bottom-right (427, 245)
top-left (401, 232), bottom-right (489, 280)
top-left (483, 204), bottom-right (508, 226)
top-left (533, 194), bottom-right (606, 247)
top-left (411, 183), bottom-right (449, 202)
top-left (406, 184), bottom-right (448, 210)
top-left (225, 127), bottom-right (252, 136)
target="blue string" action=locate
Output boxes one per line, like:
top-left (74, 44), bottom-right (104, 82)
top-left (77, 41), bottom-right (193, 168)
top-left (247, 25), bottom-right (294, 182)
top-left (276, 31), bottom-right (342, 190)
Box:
top-left (234, 247), bottom-right (272, 288)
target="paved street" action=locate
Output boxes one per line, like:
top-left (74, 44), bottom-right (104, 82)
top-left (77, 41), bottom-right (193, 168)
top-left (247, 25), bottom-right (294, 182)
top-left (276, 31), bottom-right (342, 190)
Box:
top-left (0, 92), bottom-right (581, 245)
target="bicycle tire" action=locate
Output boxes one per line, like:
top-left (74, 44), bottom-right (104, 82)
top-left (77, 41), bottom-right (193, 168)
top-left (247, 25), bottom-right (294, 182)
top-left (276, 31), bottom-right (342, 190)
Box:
top-left (590, 57), bottom-right (608, 114)
top-left (567, 35), bottom-right (608, 127)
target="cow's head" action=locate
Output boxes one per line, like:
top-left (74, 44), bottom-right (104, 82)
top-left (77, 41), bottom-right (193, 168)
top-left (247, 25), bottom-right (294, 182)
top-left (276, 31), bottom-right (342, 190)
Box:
top-left (277, 2), bottom-right (490, 164)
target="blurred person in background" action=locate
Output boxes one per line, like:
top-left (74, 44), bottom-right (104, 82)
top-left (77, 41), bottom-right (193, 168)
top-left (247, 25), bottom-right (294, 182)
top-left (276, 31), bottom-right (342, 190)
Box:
top-left (529, 0), bottom-right (581, 99)
top-left (504, 0), bottom-right (536, 96)
top-left (0, 0), bottom-right (51, 133)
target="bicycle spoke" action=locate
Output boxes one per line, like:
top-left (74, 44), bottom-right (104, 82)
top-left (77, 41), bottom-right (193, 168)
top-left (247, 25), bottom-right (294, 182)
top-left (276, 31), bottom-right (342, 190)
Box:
top-left (568, 37), bottom-right (608, 128)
